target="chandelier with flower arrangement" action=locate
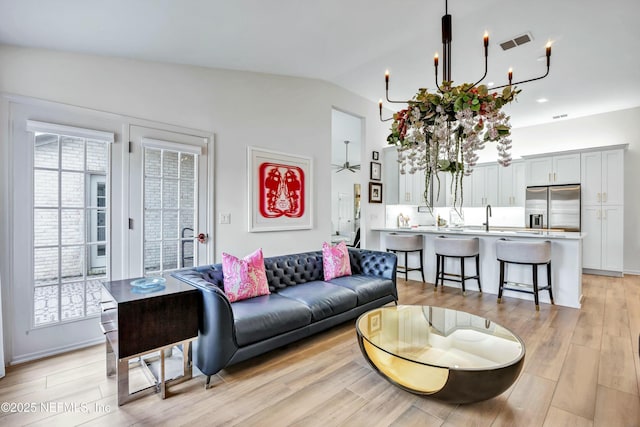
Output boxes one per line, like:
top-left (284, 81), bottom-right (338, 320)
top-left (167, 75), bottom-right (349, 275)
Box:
top-left (379, 0), bottom-right (552, 211)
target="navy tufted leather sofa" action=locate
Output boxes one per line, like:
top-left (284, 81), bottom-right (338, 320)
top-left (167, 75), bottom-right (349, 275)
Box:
top-left (171, 248), bottom-right (397, 388)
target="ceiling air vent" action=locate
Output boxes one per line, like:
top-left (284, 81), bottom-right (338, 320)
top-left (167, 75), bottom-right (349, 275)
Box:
top-left (500, 32), bottom-right (533, 51)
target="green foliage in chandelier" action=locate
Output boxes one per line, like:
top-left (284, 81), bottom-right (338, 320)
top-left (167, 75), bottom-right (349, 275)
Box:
top-left (386, 82), bottom-right (520, 212)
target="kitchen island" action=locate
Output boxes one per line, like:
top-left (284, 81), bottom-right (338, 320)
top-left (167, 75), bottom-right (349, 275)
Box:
top-left (371, 226), bottom-right (584, 309)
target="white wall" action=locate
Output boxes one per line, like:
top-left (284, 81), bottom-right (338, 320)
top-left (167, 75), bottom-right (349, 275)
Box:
top-left (0, 45), bottom-right (390, 263)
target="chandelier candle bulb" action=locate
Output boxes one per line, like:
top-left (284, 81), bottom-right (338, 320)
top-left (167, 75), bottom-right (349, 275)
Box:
top-left (546, 42), bottom-right (552, 66)
top-left (483, 32), bottom-right (489, 48)
top-left (508, 68), bottom-right (513, 85)
top-left (434, 53), bottom-right (439, 67)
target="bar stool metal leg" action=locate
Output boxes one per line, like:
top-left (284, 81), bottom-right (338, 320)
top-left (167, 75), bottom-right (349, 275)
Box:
top-left (434, 255), bottom-right (440, 291)
top-left (460, 257), bottom-right (466, 295)
top-left (547, 262), bottom-right (555, 304)
top-left (475, 254), bottom-right (482, 292)
top-left (419, 249), bottom-right (426, 282)
top-left (497, 260), bottom-right (505, 303)
top-left (532, 264), bottom-right (540, 311)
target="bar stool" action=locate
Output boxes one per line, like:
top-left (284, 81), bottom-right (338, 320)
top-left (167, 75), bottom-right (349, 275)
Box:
top-left (385, 234), bottom-right (425, 282)
top-left (496, 239), bottom-right (554, 311)
top-left (434, 236), bottom-right (481, 294)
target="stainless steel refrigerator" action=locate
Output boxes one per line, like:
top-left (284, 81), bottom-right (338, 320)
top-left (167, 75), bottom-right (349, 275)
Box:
top-left (525, 184), bottom-right (581, 231)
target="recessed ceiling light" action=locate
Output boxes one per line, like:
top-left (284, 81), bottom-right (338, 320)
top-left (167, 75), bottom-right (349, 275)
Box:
top-left (537, 98), bottom-right (548, 103)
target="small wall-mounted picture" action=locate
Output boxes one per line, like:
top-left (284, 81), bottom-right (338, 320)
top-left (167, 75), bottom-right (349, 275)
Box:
top-left (372, 151), bottom-right (379, 161)
top-left (369, 182), bottom-right (383, 203)
top-left (370, 161), bottom-right (382, 181)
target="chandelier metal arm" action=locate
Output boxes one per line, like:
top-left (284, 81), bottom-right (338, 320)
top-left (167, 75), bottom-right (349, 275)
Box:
top-left (379, 109), bottom-right (393, 122)
top-left (435, 66), bottom-right (443, 92)
top-left (470, 38), bottom-right (489, 88)
top-left (385, 89), bottom-right (412, 104)
top-left (491, 65), bottom-right (550, 91)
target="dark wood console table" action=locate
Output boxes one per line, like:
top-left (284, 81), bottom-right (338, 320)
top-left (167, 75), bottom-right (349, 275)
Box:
top-left (100, 276), bottom-right (198, 406)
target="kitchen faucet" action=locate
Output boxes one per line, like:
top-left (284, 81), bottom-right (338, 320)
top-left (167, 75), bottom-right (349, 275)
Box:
top-left (484, 204), bottom-right (492, 232)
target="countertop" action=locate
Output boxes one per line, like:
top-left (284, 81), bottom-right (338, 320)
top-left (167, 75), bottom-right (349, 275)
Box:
top-left (372, 226), bottom-right (584, 240)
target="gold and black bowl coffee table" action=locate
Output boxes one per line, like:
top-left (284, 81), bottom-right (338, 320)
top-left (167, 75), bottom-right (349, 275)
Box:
top-left (356, 305), bottom-right (525, 404)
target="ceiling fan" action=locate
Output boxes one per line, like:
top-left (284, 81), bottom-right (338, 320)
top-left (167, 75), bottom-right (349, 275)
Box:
top-left (333, 140), bottom-right (360, 173)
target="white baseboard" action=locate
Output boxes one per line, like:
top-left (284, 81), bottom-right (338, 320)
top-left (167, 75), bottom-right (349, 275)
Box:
top-left (623, 269), bottom-right (640, 276)
top-left (582, 268), bottom-right (624, 277)
top-left (10, 336), bottom-right (104, 366)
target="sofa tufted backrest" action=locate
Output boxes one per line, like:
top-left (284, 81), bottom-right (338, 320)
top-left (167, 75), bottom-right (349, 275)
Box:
top-left (181, 248), bottom-right (396, 294)
top-left (263, 251), bottom-right (324, 292)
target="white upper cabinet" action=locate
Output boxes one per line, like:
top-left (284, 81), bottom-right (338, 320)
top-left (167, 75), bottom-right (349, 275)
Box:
top-left (553, 154), bottom-right (582, 184)
top-left (471, 164), bottom-right (498, 206)
top-left (581, 149), bottom-right (624, 206)
top-left (398, 168), bottom-right (427, 205)
top-left (526, 153), bottom-right (581, 186)
top-left (432, 171), bottom-right (458, 207)
top-left (446, 172), bottom-right (472, 208)
top-left (601, 150), bottom-right (624, 205)
top-left (498, 161), bottom-right (525, 206)
top-left (526, 157), bottom-right (553, 186)
top-left (580, 151), bottom-right (602, 205)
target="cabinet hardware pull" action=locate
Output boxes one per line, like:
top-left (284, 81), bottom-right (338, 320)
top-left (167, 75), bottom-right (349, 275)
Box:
top-left (99, 322), bottom-right (117, 335)
top-left (596, 210), bottom-right (601, 219)
top-left (553, 172), bottom-right (557, 182)
top-left (603, 192), bottom-right (607, 203)
top-left (548, 172), bottom-right (552, 182)
top-left (597, 192), bottom-right (601, 202)
top-left (603, 210), bottom-right (607, 220)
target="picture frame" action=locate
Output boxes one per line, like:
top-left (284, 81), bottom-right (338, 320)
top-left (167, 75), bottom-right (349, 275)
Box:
top-left (369, 182), bottom-right (383, 203)
top-left (368, 310), bottom-right (382, 334)
top-left (370, 161), bottom-right (382, 181)
top-left (248, 147), bottom-right (313, 232)
top-left (372, 151), bottom-right (379, 161)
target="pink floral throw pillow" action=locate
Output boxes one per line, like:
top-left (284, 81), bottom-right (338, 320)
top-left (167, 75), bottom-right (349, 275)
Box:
top-left (322, 241), bottom-right (352, 281)
top-left (221, 248), bottom-right (270, 302)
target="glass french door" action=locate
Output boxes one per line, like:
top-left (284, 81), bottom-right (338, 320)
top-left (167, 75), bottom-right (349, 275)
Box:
top-left (128, 125), bottom-right (210, 278)
top-left (8, 100), bottom-right (124, 363)
top-left (31, 131), bottom-right (110, 325)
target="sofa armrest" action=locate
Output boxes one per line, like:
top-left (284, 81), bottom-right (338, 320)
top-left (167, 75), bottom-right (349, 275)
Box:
top-left (171, 270), bottom-right (239, 376)
top-left (348, 248), bottom-right (398, 299)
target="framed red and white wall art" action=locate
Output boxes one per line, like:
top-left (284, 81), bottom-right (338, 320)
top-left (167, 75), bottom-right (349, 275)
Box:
top-left (248, 147), bottom-right (313, 232)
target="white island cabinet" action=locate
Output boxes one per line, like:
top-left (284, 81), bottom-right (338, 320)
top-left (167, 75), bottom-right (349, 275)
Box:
top-left (371, 227), bottom-right (583, 309)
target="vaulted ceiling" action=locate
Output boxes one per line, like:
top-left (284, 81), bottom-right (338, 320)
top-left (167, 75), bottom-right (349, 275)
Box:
top-left (1, 0), bottom-right (639, 128)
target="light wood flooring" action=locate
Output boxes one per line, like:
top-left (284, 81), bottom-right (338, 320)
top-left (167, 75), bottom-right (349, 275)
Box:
top-left (1, 274), bottom-right (639, 426)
